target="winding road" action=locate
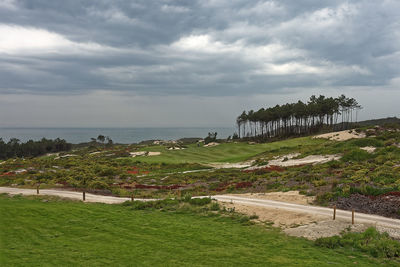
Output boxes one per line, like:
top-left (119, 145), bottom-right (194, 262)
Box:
top-left (1, 187), bottom-right (399, 230)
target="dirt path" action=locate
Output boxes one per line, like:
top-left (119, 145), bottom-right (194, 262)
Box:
top-left (213, 195), bottom-right (400, 230)
top-left (0, 187), bottom-right (156, 204)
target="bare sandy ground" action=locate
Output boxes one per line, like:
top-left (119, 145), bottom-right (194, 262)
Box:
top-left (246, 153), bottom-right (340, 170)
top-left (284, 220), bottom-right (368, 240)
top-left (130, 151), bottom-right (161, 157)
top-left (314, 130), bottom-right (366, 141)
top-left (227, 191), bottom-right (315, 205)
top-left (222, 202), bottom-right (326, 228)
top-left (208, 161), bottom-right (253, 169)
top-left (214, 192), bottom-right (400, 240)
top-left (360, 146), bottom-right (376, 153)
top-left (204, 142), bottom-right (219, 147)
top-left (222, 191), bottom-right (323, 228)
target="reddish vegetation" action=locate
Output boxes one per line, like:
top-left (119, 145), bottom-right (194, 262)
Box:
top-left (243, 165), bottom-right (285, 173)
top-left (235, 182), bottom-right (253, 189)
top-left (381, 191), bottom-right (400, 197)
top-left (127, 166), bottom-right (149, 175)
top-left (216, 181), bottom-right (253, 191)
top-left (0, 172), bottom-right (15, 177)
top-left (120, 183), bottom-right (184, 190)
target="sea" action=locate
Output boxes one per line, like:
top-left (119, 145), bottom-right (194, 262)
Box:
top-left (0, 127), bottom-right (236, 144)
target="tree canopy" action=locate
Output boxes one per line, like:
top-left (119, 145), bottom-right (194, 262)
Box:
top-left (236, 95), bottom-right (361, 139)
top-left (0, 138), bottom-right (72, 160)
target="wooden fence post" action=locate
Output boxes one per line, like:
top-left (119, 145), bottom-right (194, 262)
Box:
top-left (333, 205), bottom-right (336, 220)
top-left (36, 184), bottom-right (39, 195)
top-left (83, 191), bottom-right (86, 201)
top-left (352, 209), bottom-right (355, 225)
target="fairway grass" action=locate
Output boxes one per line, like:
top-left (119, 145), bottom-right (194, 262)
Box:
top-left (134, 137), bottom-right (325, 164)
top-left (0, 195), bottom-right (393, 266)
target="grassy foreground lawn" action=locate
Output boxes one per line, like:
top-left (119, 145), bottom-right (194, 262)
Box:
top-left (135, 137), bottom-right (324, 164)
top-left (0, 195), bottom-right (393, 266)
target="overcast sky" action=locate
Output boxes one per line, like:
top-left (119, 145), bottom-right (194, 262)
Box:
top-left (0, 0), bottom-right (399, 127)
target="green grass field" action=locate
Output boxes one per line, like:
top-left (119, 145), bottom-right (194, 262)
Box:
top-left (0, 195), bottom-right (393, 266)
top-left (134, 137), bottom-right (324, 164)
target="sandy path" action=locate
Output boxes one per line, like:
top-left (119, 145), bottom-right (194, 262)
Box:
top-left (212, 195), bottom-right (400, 230)
top-left (0, 187), bottom-right (156, 204)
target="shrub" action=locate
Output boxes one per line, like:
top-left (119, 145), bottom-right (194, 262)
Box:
top-left (210, 202), bottom-right (220, 211)
top-left (351, 138), bottom-right (384, 147)
top-left (315, 227), bottom-right (400, 258)
top-left (341, 149), bottom-right (373, 162)
top-left (187, 197), bottom-right (212, 206)
top-left (315, 192), bottom-right (334, 205)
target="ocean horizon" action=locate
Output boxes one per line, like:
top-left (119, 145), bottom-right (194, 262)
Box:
top-left (0, 127), bottom-right (236, 144)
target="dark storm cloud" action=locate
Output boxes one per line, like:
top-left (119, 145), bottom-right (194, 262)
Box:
top-left (0, 0), bottom-right (399, 96)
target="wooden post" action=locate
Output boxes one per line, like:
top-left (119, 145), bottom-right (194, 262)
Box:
top-left (83, 191), bottom-right (86, 201)
top-left (352, 209), bottom-right (355, 225)
top-left (131, 193), bottom-right (134, 202)
top-left (36, 184), bottom-right (39, 195)
top-left (333, 205), bottom-right (336, 220)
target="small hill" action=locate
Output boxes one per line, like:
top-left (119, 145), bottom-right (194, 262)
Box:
top-left (357, 117), bottom-right (400, 127)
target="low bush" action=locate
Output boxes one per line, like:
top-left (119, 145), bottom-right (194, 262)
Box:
top-left (186, 197), bottom-right (212, 206)
top-left (341, 149), bottom-right (374, 162)
top-left (315, 227), bottom-right (400, 258)
top-left (350, 138), bottom-right (384, 147)
top-left (123, 198), bottom-right (180, 210)
top-left (350, 185), bottom-right (394, 196)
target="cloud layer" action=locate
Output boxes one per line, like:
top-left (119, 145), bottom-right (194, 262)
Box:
top-left (0, 0), bottom-right (399, 126)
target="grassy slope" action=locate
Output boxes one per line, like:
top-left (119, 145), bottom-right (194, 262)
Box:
top-left (0, 195), bottom-right (392, 266)
top-left (134, 137), bottom-right (325, 164)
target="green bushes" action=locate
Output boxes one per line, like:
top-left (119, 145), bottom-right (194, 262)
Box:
top-left (315, 227), bottom-right (400, 258)
top-left (184, 196), bottom-right (212, 206)
top-left (350, 138), bottom-right (384, 147)
top-left (341, 149), bottom-right (374, 162)
top-left (123, 198), bottom-right (180, 210)
top-left (350, 185), bottom-right (394, 196)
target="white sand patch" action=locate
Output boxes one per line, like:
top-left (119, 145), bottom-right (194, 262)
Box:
top-left (208, 161), bottom-right (253, 169)
top-left (14, 169), bottom-right (27, 174)
top-left (148, 152), bottom-right (161, 156)
top-left (314, 129), bottom-right (366, 141)
top-left (360, 146), bottom-right (376, 153)
top-left (45, 153), bottom-right (60, 157)
top-left (130, 151), bottom-right (161, 157)
top-left (246, 154), bottom-right (340, 170)
top-left (204, 142), bottom-right (219, 147)
top-left (89, 151), bottom-right (102, 155)
top-left (130, 151), bottom-right (147, 157)
top-left (168, 147), bottom-right (185, 150)
top-left (54, 154), bottom-right (78, 160)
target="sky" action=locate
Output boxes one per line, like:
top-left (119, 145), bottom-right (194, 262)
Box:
top-left (0, 0), bottom-right (399, 127)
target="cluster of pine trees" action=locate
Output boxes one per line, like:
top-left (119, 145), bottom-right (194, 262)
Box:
top-left (236, 95), bottom-right (361, 139)
top-left (0, 138), bottom-right (72, 159)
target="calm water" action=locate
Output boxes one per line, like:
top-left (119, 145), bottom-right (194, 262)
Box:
top-left (0, 127), bottom-right (236, 144)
